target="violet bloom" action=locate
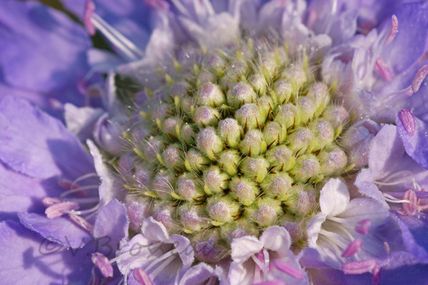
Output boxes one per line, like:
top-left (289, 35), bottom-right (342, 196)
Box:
top-left (3, 0), bottom-right (428, 284)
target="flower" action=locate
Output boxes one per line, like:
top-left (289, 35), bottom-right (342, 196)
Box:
top-left (2, 0), bottom-right (428, 284)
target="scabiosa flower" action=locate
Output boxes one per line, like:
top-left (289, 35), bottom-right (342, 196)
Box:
top-left (3, 0), bottom-right (428, 284)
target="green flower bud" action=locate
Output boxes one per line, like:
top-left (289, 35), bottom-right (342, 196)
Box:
top-left (218, 118), bottom-right (242, 148)
top-left (227, 82), bottom-right (257, 108)
top-left (230, 177), bottom-right (259, 206)
top-left (283, 185), bottom-right (317, 217)
top-left (197, 82), bottom-right (225, 107)
top-left (176, 174), bottom-right (204, 201)
top-left (152, 170), bottom-right (175, 199)
top-left (256, 96), bottom-right (275, 118)
top-left (141, 136), bottom-right (164, 161)
top-left (249, 72), bottom-right (267, 94)
top-left (220, 60), bottom-right (248, 88)
top-left (207, 196), bottom-right (240, 225)
top-left (178, 95), bottom-right (195, 115)
top-left (322, 104), bottom-right (350, 131)
top-left (220, 219), bottom-right (259, 242)
top-left (261, 173), bottom-right (293, 200)
top-left (273, 80), bottom-right (293, 104)
top-left (184, 149), bottom-right (209, 172)
top-left (288, 127), bottom-right (314, 153)
top-left (275, 103), bottom-right (297, 128)
top-left (197, 127), bottom-right (224, 160)
top-left (235, 103), bottom-right (265, 130)
top-left (247, 198), bottom-right (282, 227)
top-left (151, 103), bottom-right (170, 126)
top-left (218, 149), bottom-right (241, 176)
top-left (282, 64), bottom-right (307, 89)
top-left (291, 154), bottom-right (321, 182)
top-left (307, 82), bottom-right (330, 116)
top-left (203, 166), bottom-right (229, 195)
top-left (161, 144), bottom-right (183, 169)
top-left (240, 157), bottom-right (269, 183)
top-left (240, 129), bottom-right (267, 156)
top-left (296, 96), bottom-right (316, 125)
top-left (309, 119), bottom-right (334, 151)
top-left (152, 202), bottom-right (180, 233)
top-left (194, 106), bottom-right (220, 127)
top-left (162, 116), bottom-right (183, 137)
top-left (179, 123), bottom-right (195, 144)
top-left (263, 121), bottom-right (286, 146)
top-left (266, 145), bottom-right (295, 171)
top-left (197, 70), bottom-right (216, 85)
top-left (202, 53), bottom-right (226, 75)
top-left (318, 145), bottom-right (348, 176)
top-left (178, 204), bottom-right (207, 233)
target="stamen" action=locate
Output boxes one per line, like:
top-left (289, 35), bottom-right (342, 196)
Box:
top-left (272, 260), bottom-right (304, 279)
top-left (91, 252), bottom-right (114, 278)
top-left (398, 109), bottom-right (416, 136)
top-left (84, 0), bottom-right (96, 35)
top-left (341, 239), bottom-right (362, 257)
top-left (386, 15), bottom-right (399, 44)
top-left (91, 14), bottom-right (144, 60)
top-left (375, 59), bottom-right (393, 81)
top-left (411, 65), bottom-right (428, 94)
top-left (402, 190), bottom-right (419, 216)
top-left (343, 259), bottom-right (379, 275)
top-left (45, 201), bottom-right (79, 219)
top-left (132, 268), bottom-right (153, 285)
top-left (355, 219), bottom-right (371, 235)
top-left (68, 213), bottom-right (94, 233)
top-left (42, 197), bottom-right (62, 207)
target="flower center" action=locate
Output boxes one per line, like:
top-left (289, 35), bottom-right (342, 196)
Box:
top-left (116, 39), bottom-right (351, 262)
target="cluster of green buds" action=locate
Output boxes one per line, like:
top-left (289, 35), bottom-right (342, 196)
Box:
top-left (117, 40), bottom-right (350, 263)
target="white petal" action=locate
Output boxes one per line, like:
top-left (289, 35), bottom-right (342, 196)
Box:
top-left (64, 104), bottom-right (103, 140)
top-left (319, 178), bottom-right (350, 216)
top-left (141, 216), bottom-right (170, 242)
top-left (231, 235), bottom-right (263, 264)
top-left (260, 226), bottom-right (291, 253)
top-left (306, 214), bottom-right (327, 248)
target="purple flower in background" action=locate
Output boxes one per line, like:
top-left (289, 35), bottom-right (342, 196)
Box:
top-left (2, 0), bottom-right (428, 284)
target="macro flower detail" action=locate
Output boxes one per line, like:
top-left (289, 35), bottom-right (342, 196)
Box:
top-left (3, 0), bottom-right (428, 284)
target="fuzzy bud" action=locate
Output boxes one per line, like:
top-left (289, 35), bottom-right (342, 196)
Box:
top-left (240, 157), bottom-right (269, 183)
top-left (283, 64), bottom-right (307, 89)
top-left (176, 174), bottom-right (203, 201)
top-left (207, 196), bottom-right (240, 224)
top-left (184, 149), bottom-right (209, 172)
top-left (152, 170), bottom-right (175, 199)
top-left (230, 177), bottom-right (259, 206)
top-left (274, 80), bottom-right (293, 104)
top-left (179, 123), bottom-right (195, 144)
top-left (94, 115), bottom-right (124, 155)
top-left (247, 198), bottom-right (282, 227)
top-left (240, 129), bottom-right (267, 156)
top-left (309, 119), bottom-right (335, 151)
top-left (194, 106), bottom-right (220, 127)
top-left (197, 127), bottom-right (224, 160)
top-left (227, 82), bottom-right (257, 108)
top-left (152, 202), bottom-right (179, 233)
top-left (218, 118), bottom-right (242, 147)
top-left (141, 136), bottom-right (164, 161)
top-left (235, 103), bottom-right (264, 129)
top-left (197, 82), bottom-right (225, 107)
top-left (162, 116), bottom-right (183, 137)
top-left (296, 96), bottom-right (316, 125)
top-left (256, 96), bottom-right (274, 118)
top-left (275, 103), bottom-right (297, 128)
top-left (220, 219), bottom-right (259, 242)
top-left (221, 60), bottom-right (248, 87)
top-left (284, 185), bottom-right (317, 216)
top-left (323, 105), bottom-right (349, 130)
top-left (203, 166), bottom-right (229, 195)
top-left (261, 173), bottom-right (293, 201)
top-left (288, 127), bottom-right (314, 153)
top-left (266, 145), bottom-right (295, 171)
top-left (291, 154), bottom-right (321, 182)
top-left (202, 53), bottom-right (226, 75)
top-left (249, 72), bottom-right (267, 94)
top-left (307, 82), bottom-right (330, 116)
top-left (318, 146), bottom-right (348, 176)
top-left (178, 204), bottom-right (207, 232)
top-left (161, 144), bottom-right (183, 169)
top-left (263, 121), bottom-right (286, 146)
top-left (218, 149), bottom-right (240, 176)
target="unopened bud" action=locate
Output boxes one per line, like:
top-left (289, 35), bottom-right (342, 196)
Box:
top-left (263, 121), bottom-right (286, 146)
top-left (309, 119), bottom-right (335, 151)
top-left (203, 166), bottom-right (229, 195)
top-left (275, 103), bottom-right (297, 128)
top-left (291, 154), bottom-right (321, 182)
top-left (240, 157), bottom-right (269, 183)
top-left (235, 103), bottom-right (264, 129)
top-left (288, 127), bottom-right (314, 153)
top-left (296, 96), bottom-right (316, 125)
top-left (161, 144), bottom-right (183, 169)
top-left (207, 196), bottom-right (240, 224)
top-left (152, 170), bottom-right (175, 199)
top-left (152, 202), bottom-right (179, 233)
top-left (249, 72), bottom-right (267, 94)
top-left (323, 105), bottom-right (349, 130)
top-left (197, 82), bottom-right (225, 107)
top-left (256, 96), bottom-right (274, 118)
top-left (218, 118), bottom-right (242, 147)
top-left (218, 150), bottom-right (240, 176)
top-left (197, 127), bottom-right (224, 160)
top-left (266, 145), bottom-right (295, 171)
top-left (307, 82), bottom-right (330, 116)
top-left (162, 116), bottom-right (183, 137)
top-left (142, 136), bottom-right (164, 161)
top-left (179, 123), bottom-right (195, 144)
top-left (274, 80), bottom-right (293, 104)
top-left (284, 185), bottom-right (317, 216)
top-left (227, 82), bottom-right (257, 108)
top-left (230, 177), bottom-right (259, 206)
top-left (240, 129), bottom-right (267, 156)
top-left (178, 204), bottom-right (207, 232)
top-left (184, 149), bottom-right (209, 171)
top-left (194, 106), bottom-right (220, 127)
top-left (261, 173), bottom-right (293, 201)
top-left (176, 174), bottom-right (204, 201)
top-left (318, 146), bottom-right (348, 176)
top-left (247, 198), bottom-right (282, 227)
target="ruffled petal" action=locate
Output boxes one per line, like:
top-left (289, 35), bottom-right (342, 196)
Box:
top-left (319, 178), bottom-right (350, 216)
